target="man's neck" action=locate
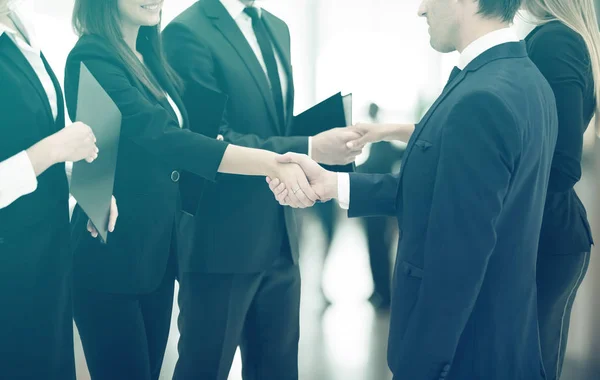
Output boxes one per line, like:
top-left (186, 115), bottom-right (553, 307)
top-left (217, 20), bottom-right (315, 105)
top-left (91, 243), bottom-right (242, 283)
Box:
top-left (456, 19), bottom-right (511, 53)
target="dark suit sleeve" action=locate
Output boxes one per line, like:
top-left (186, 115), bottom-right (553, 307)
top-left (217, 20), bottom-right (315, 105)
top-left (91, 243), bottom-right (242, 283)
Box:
top-left (390, 92), bottom-right (519, 378)
top-left (347, 173), bottom-right (400, 217)
top-left (528, 28), bottom-right (588, 193)
top-left (64, 42), bottom-right (228, 182)
top-left (162, 24), bottom-right (308, 155)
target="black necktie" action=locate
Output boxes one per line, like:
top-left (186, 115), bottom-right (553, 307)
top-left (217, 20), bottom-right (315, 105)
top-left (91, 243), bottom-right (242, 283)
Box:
top-left (445, 66), bottom-right (462, 88)
top-left (244, 7), bottom-right (285, 127)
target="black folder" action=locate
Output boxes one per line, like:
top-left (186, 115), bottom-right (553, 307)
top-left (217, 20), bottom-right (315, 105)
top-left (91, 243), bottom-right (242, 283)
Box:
top-left (70, 63), bottom-right (121, 243)
top-left (292, 92), bottom-right (355, 172)
top-left (179, 84), bottom-right (228, 215)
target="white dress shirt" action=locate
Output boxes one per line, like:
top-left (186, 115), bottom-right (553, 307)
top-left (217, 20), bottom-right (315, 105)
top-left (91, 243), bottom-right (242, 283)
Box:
top-left (218, 0), bottom-right (314, 154)
top-left (337, 28), bottom-right (520, 210)
top-left (0, 8), bottom-right (59, 209)
top-left (0, 152), bottom-right (38, 209)
top-left (166, 94), bottom-right (184, 127)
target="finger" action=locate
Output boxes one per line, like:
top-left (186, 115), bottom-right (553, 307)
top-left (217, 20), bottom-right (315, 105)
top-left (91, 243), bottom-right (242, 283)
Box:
top-left (88, 221), bottom-right (98, 238)
top-left (294, 189), bottom-right (314, 208)
top-left (276, 189), bottom-right (289, 204)
top-left (297, 174), bottom-right (318, 203)
top-left (108, 197), bottom-right (118, 232)
top-left (266, 177), bottom-right (271, 184)
top-left (283, 195), bottom-right (298, 208)
top-left (346, 137), bottom-right (367, 150)
top-left (268, 178), bottom-right (281, 191)
top-left (285, 189), bottom-right (302, 208)
top-left (274, 183), bottom-right (286, 196)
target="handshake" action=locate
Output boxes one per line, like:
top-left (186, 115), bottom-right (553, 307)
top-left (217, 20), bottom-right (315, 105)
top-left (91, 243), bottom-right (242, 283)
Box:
top-left (264, 124), bottom-right (379, 208)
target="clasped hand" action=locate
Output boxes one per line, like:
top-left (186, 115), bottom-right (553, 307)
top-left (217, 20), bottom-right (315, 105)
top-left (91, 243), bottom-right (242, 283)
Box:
top-left (266, 153), bottom-right (337, 208)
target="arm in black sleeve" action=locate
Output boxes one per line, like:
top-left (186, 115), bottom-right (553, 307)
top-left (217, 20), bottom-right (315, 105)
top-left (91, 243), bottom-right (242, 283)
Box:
top-left (162, 24), bottom-right (308, 155)
top-left (64, 39), bottom-right (228, 182)
top-left (528, 28), bottom-right (588, 193)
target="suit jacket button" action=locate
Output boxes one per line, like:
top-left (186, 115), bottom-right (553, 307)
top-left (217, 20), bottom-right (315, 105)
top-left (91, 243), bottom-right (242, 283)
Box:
top-left (443, 364), bottom-right (451, 371)
top-left (171, 170), bottom-right (180, 183)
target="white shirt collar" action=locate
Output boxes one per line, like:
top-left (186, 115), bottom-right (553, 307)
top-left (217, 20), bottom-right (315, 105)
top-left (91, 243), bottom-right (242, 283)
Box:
top-left (220, 0), bottom-right (262, 20)
top-left (458, 28), bottom-right (519, 69)
top-left (0, 8), bottom-right (38, 51)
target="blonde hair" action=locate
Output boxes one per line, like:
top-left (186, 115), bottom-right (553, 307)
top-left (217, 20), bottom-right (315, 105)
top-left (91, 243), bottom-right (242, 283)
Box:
top-left (524, 0), bottom-right (600, 115)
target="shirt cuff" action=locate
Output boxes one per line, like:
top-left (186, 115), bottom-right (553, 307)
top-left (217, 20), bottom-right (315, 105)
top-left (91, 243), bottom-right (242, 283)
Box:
top-left (0, 151), bottom-right (38, 209)
top-left (337, 173), bottom-right (350, 210)
top-left (308, 136), bottom-right (312, 158)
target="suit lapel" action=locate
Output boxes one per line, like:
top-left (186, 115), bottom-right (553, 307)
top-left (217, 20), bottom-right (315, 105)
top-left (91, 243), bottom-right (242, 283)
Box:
top-left (1, 35), bottom-right (54, 127)
top-left (397, 71), bottom-right (468, 186)
top-left (41, 53), bottom-right (64, 130)
top-left (397, 41), bottom-right (528, 190)
top-left (203, 0), bottom-right (279, 131)
top-left (262, 11), bottom-right (295, 132)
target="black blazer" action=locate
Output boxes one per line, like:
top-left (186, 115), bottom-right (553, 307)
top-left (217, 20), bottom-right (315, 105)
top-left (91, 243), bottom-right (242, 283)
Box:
top-left (0, 34), bottom-right (70, 242)
top-left (526, 21), bottom-right (594, 255)
top-left (163, 0), bottom-right (307, 273)
top-left (65, 34), bottom-right (228, 294)
top-left (348, 43), bottom-right (558, 379)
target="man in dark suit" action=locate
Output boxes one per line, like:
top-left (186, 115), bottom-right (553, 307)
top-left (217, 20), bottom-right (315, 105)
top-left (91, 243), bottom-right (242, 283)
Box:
top-left (269, 0), bottom-right (559, 378)
top-left (162, 1), bottom-right (361, 379)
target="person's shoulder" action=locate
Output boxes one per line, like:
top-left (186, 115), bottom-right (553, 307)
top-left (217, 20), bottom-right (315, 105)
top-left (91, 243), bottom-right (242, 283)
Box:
top-left (68, 34), bottom-right (118, 62)
top-left (527, 21), bottom-right (587, 60)
top-left (262, 9), bottom-right (290, 31)
top-left (165, 1), bottom-right (209, 29)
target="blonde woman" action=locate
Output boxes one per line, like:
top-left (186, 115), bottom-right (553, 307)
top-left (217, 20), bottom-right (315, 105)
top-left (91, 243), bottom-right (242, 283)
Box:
top-left (523, 1), bottom-right (599, 379)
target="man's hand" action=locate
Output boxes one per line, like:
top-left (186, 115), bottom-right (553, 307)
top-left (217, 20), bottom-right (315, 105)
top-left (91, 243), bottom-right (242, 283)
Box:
top-left (88, 196), bottom-right (118, 238)
top-left (267, 153), bottom-right (338, 206)
top-left (311, 128), bottom-right (364, 165)
top-left (346, 123), bottom-right (416, 148)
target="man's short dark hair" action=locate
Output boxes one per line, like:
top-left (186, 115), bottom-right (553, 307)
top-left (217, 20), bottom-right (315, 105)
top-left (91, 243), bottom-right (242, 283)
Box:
top-left (477, 0), bottom-right (522, 22)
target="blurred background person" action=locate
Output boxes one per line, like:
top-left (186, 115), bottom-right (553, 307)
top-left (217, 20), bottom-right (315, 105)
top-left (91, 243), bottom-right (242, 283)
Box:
top-left (311, 102), bottom-right (402, 310)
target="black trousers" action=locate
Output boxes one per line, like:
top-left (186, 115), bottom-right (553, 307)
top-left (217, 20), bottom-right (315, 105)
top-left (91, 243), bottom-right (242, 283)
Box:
top-left (537, 251), bottom-right (591, 380)
top-left (174, 255), bottom-right (301, 380)
top-left (73, 253), bottom-right (176, 380)
top-left (0, 221), bottom-right (75, 380)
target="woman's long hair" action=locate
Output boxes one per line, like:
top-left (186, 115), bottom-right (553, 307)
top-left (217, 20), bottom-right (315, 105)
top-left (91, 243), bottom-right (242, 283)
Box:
top-left (72, 0), bottom-right (183, 98)
top-left (524, 0), bottom-right (600, 115)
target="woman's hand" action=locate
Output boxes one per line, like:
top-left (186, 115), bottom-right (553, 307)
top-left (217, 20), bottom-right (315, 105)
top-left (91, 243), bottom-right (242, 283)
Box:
top-left (52, 122), bottom-right (99, 164)
top-left (269, 160), bottom-right (318, 208)
top-left (87, 195), bottom-right (118, 239)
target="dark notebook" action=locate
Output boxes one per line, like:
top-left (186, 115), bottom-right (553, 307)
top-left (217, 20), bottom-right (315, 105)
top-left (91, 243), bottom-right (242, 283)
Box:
top-left (70, 62), bottom-right (122, 243)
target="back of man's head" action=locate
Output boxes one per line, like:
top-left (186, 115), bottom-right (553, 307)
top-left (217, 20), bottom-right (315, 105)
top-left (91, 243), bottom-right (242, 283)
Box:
top-left (478, 0), bottom-right (522, 22)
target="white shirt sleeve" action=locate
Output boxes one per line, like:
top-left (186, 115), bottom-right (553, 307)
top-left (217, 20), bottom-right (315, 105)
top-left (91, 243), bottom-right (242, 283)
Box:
top-left (308, 136), bottom-right (312, 158)
top-left (0, 151), bottom-right (38, 209)
top-left (337, 172), bottom-right (350, 210)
